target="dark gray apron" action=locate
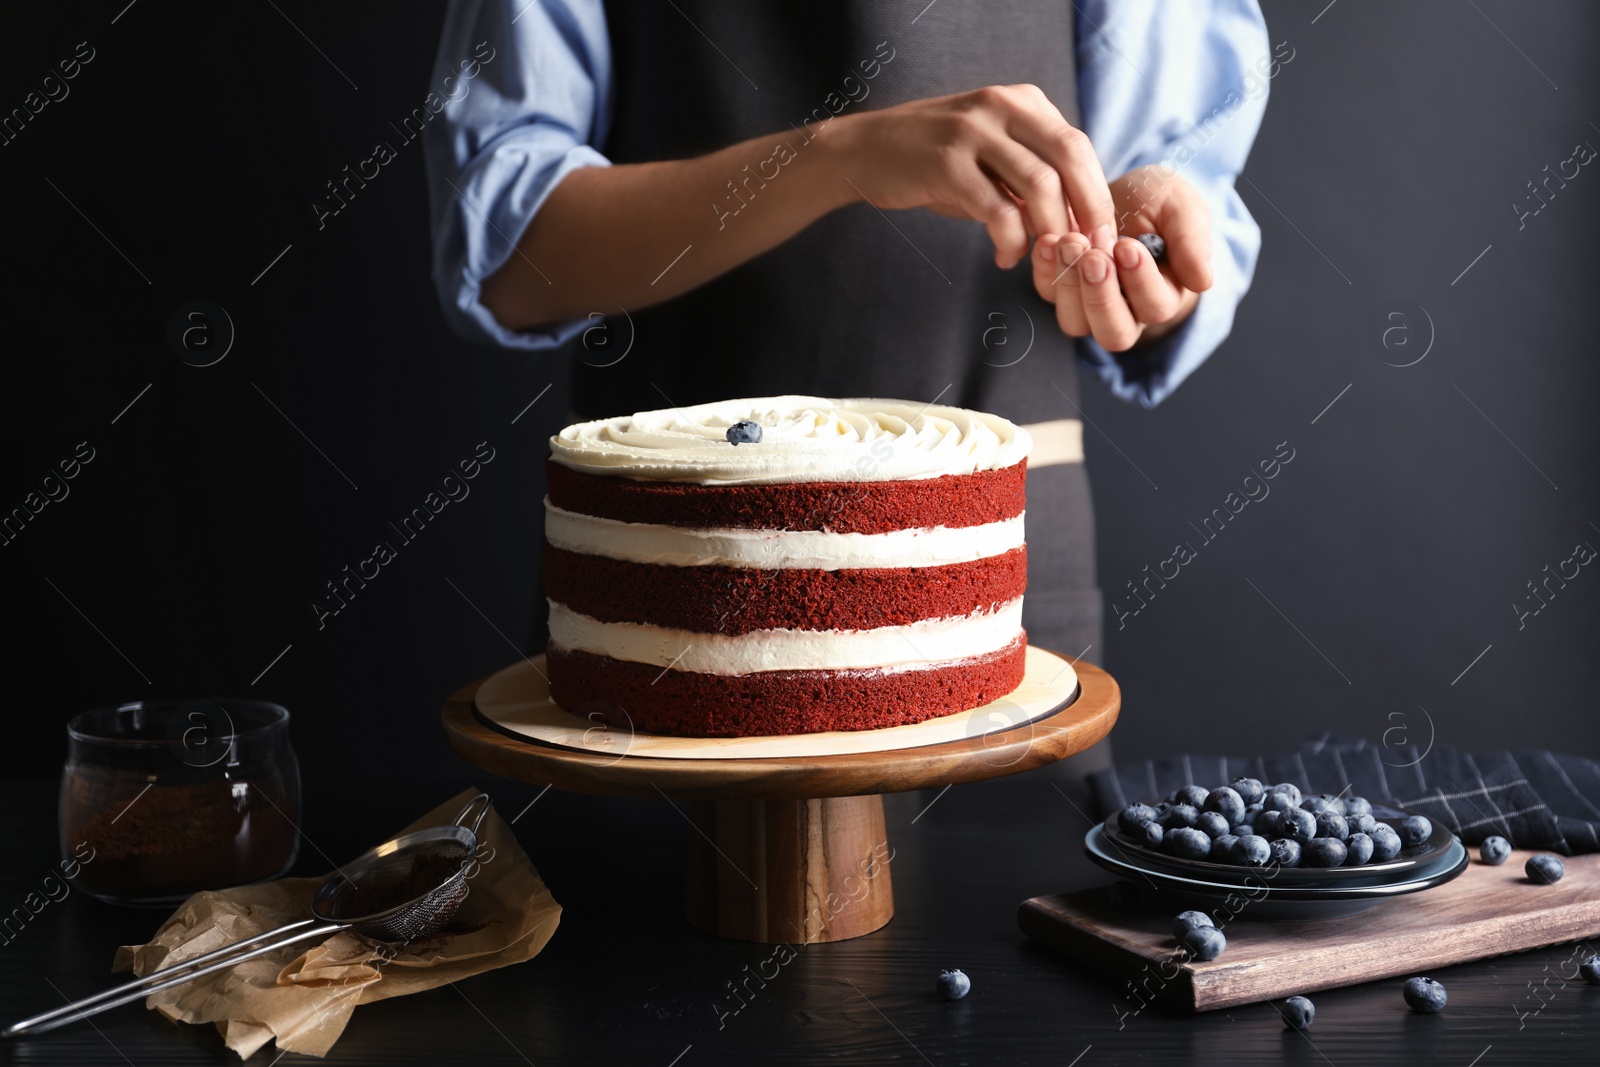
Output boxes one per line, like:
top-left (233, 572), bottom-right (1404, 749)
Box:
top-left (572, 0), bottom-right (1102, 666)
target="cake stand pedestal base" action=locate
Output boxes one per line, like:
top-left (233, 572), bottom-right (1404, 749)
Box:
top-left (442, 649), bottom-right (1118, 944)
top-left (685, 795), bottom-right (893, 943)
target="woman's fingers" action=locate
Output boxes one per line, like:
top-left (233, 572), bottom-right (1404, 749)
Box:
top-left (944, 160), bottom-right (1031, 268)
top-left (1113, 237), bottom-right (1184, 325)
top-left (994, 85), bottom-right (1116, 249)
top-left (1076, 247), bottom-right (1142, 351)
top-left (1153, 180), bottom-right (1215, 293)
top-left (976, 134), bottom-right (1070, 241)
top-left (1034, 233), bottom-right (1083, 303)
top-left (1029, 163), bottom-right (1214, 348)
top-left (1031, 233), bottom-right (1058, 303)
top-left (1049, 233), bottom-right (1093, 337)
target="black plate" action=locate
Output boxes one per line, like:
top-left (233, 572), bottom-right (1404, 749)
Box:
top-left (1100, 801), bottom-right (1452, 884)
top-left (1085, 825), bottom-right (1470, 920)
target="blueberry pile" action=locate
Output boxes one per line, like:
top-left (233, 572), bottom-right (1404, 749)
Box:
top-left (1113, 779), bottom-right (1426, 870)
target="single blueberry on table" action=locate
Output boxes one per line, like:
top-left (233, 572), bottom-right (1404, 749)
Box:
top-left (1269, 838), bottom-right (1302, 868)
top-left (1211, 834), bottom-right (1240, 863)
top-left (936, 969), bottom-right (971, 1000)
top-left (1579, 955), bottom-right (1600, 985)
top-left (1268, 783), bottom-right (1303, 806)
top-left (1347, 812), bottom-right (1377, 836)
top-left (1402, 976), bottom-right (1447, 1013)
top-left (1181, 924), bottom-right (1227, 961)
top-left (1118, 803), bottom-right (1159, 834)
top-left (1344, 832), bottom-right (1374, 866)
top-left (1137, 820), bottom-right (1166, 848)
top-left (1315, 812), bottom-right (1350, 842)
top-left (1196, 811), bottom-right (1233, 840)
top-left (1172, 910), bottom-right (1214, 939)
top-left (1369, 828), bottom-right (1403, 863)
top-left (1235, 835), bottom-right (1272, 867)
top-left (725, 420), bottom-right (763, 445)
top-left (1204, 787), bottom-right (1247, 824)
top-left (1282, 809), bottom-right (1318, 844)
top-left (1175, 785), bottom-right (1210, 808)
top-left (1345, 796), bottom-right (1373, 817)
top-left (1231, 777), bottom-right (1266, 805)
top-left (1281, 995), bottom-right (1315, 1031)
top-left (1479, 835), bottom-right (1511, 865)
top-left (1526, 854), bottom-right (1566, 884)
top-left (1398, 816), bottom-right (1433, 847)
top-left (1161, 804), bottom-right (1200, 829)
top-left (1303, 837), bottom-right (1348, 868)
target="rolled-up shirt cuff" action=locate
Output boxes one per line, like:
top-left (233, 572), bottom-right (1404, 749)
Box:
top-left (439, 141), bottom-right (612, 351)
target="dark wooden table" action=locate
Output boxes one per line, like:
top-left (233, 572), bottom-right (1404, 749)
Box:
top-left (1, 773), bottom-right (1593, 1065)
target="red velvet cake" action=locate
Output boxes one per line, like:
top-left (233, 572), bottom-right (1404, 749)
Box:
top-left (543, 396), bottom-right (1032, 737)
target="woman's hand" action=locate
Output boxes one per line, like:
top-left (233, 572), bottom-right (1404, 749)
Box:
top-left (829, 84), bottom-right (1118, 270)
top-left (1029, 165), bottom-right (1214, 352)
top-left (482, 87), bottom-right (1206, 340)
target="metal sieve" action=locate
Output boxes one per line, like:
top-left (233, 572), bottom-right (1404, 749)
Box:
top-left (4, 793), bottom-right (492, 1040)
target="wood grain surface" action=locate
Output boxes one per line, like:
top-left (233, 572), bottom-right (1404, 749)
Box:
top-left (684, 796), bottom-right (894, 943)
top-left (7, 778), bottom-right (1600, 1066)
top-left (1019, 850), bottom-right (1600, 1012)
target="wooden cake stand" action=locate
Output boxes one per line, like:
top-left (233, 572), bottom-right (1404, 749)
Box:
top-left (442, 647), bottom-right (1118, 944)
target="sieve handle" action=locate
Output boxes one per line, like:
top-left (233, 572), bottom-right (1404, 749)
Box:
top-left (3, 920), bottom-right (347, 1040)
top-left (453, 792), bottom-right (492, 838)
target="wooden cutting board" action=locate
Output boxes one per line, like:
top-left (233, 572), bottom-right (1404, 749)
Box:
top-left (1018, 850), bottom-right (1600, 1012)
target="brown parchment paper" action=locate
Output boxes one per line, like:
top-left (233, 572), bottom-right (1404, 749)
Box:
top-left (112, 788), bottom-right (561, 1059)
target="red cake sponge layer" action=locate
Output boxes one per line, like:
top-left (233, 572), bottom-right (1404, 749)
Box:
top-left (547, 635), bottom-right (1028, 737)
top-left (546, 459), bottom-right (1026, 534)
top-left (544, 545), bottom-right (1027, 635)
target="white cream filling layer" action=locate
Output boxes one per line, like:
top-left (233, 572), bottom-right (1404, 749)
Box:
top-left (545, 503), bottom-right (1024, 570)
top-left (547, 598), bottom-right (1025, 675)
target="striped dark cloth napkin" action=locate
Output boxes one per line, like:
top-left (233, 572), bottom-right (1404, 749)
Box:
top-left (1088, 734), bottom-right (1600, 855)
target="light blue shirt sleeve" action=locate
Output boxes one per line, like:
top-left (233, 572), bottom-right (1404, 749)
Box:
top-left (1074, 0), bottom-right (1272, 407)
top-left (423, 0), bottom-right (613, 350)
top-left (426, 0), bottom-right (1268, 388)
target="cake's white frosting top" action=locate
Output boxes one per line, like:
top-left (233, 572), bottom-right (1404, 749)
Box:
top-left (549, 396), bottom-right (1032, 485)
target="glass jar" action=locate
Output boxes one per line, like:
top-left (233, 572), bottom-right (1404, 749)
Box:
top-left (59, 699), bottom-right (302, 906)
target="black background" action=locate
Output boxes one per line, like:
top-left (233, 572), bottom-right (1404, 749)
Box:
top-left (3, 0), bottom-right (1596, 795)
